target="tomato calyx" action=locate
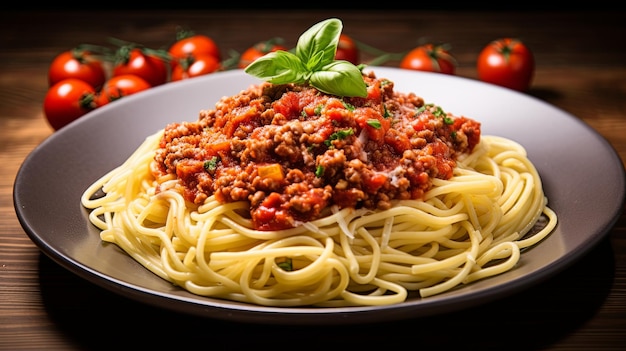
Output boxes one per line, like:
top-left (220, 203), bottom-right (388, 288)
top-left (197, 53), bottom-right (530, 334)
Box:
top-left (220, 51), bottom-right (242, 70)
top-left (107, 38), bottom-right (170, 87)
top-left (174, 27), bottom-right (196, 42)
top-left (108, 38), bottom-right (171, 66)
top-left (254, 37), bottom-right (286, 54)
top-left (70, 43), bottom-right (112, 59)
top-left (68, 47), bottom-right (100, 65)
top-left (78, 91), bottom-right (97, 110)
top-left (176, 53), bottom-right (218, 72)
top-left (176, 55), bottom-right (195, 71)
top-left (491, 39), bottom-right (519, 63)
top-left (425, 44), bottom-right (457, 71)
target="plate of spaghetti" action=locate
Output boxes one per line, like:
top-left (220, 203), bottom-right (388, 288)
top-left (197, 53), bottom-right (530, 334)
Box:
top-left (14, 25), bottom-right (625, 323)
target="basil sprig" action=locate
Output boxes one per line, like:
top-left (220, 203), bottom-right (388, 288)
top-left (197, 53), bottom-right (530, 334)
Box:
top-left (244, 18), bottom-right (368, 98)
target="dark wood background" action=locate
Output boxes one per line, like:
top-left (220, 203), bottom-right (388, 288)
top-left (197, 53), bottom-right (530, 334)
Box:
top-left (1, 9), bottom-right (625, 350)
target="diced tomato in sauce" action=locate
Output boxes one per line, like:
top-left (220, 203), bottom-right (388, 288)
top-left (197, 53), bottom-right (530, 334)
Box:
top-left (153, 71), bottom-right (481, 231)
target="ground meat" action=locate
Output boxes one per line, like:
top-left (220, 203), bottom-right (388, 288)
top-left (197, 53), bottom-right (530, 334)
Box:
top-left (152, 71), bottom-right (481, 231)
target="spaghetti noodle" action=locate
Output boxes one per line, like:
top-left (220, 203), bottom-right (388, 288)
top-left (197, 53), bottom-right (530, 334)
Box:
top-left (81, 71), bottom-right (557, 307)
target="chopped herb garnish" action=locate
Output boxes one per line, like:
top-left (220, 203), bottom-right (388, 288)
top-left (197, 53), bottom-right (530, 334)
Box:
top-left (383, 104), bottom-right (390, 118)
top-left (367, 119), bottom-right (382, 129)
top-left (342, 100), bottom-right (356, 111)
top-left (325, 128), bottom-right (354, 146)
top-left (315, 165), bottom-right (325, 177)
top-left (203, 156), bottom-right (219, 172)
top-left (433, 106), bottom-right (446, 118)
top-left (277, 258), bottom-right (293, 271)
top-left (416, 104), bottom-right (450, 122)
top-left (314, 104), bottom-right (323, 115)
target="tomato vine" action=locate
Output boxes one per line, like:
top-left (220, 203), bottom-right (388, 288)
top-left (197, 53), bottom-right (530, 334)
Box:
top-left (43, 19), bottom-right (534, 131)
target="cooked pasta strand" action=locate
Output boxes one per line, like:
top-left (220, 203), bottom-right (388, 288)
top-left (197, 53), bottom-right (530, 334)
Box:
top-left (82, 133), bottom-right (557, 307)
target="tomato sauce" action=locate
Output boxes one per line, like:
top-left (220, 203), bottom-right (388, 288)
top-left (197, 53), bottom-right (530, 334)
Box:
top-left (153, 71), bottom-right (481, 231)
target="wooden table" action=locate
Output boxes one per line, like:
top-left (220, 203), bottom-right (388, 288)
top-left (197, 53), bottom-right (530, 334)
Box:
top-left (1, 9), bottom-right (625, 350)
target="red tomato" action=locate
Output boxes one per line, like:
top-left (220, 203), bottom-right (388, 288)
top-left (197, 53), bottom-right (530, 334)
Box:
top-left (48, 49), bottom-right (106, 89)
top-left (96, 74), bottom-right (151, 107)
top-left (171, 54), bottom-right (221, 81)
top-left (335, 34), bottom-right (359, 65)
top-left (112, 48), bottom-right (168, 87)
top-left (477, 38), bottom-right (535, 92)
top-left (238, 38), bottom-right (288, 68)
top-left (43, 78), bottom-right (96, 130)
top-left (399, 44), bottom-right (456, 75)
top-left (169, 33), bottom-right (221, 69)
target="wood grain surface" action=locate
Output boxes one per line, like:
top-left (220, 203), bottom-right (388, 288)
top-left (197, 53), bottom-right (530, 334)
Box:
top-left (1, 9), bottom-right (625, 350)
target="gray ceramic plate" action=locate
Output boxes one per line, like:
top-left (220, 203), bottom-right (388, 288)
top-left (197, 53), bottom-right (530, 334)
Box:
top-left (14, 67), bottom-right (625, 325)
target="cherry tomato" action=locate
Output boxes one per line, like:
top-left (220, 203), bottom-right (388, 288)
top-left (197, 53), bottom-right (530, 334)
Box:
top-left (168, 32), bottom-right (221, 69)
top-left (238, 38), bottom-right (288, 68)
top-left (171, 54), bottom-right (221, 81)
top-left (399, 44), bottom-right (456, 75)
top-left (477, 38), bottom-right (535, 92)
top-left (48, 49), bottom-right (106, 89)
top-left (43, 78), bottom-right (96, 130)
top-left (112, 48), bottom-right (168, 87)
top-left (335, 34), bottom-right (359, 65)
top-left (96, 74), bottom-right (151, 107)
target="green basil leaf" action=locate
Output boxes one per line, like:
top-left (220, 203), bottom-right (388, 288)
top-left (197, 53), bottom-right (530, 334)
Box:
top-left (244, 18), bottom-right (367, 98)
top-left (310, 61), bottom-right (368, 97)
top-left (244, 51), bottom-right (307, 84)
top-left (296, 18), bottom-right (341, 71)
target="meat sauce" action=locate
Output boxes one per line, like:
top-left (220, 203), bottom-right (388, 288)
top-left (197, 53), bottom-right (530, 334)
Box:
top-left (152, 71), bottom-right (481, 231)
